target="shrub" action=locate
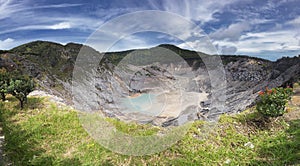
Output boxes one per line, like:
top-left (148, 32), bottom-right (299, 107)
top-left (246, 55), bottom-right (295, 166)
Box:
top-left (256, 87), bottom-right (293, 117)
top-left (7, 75), bottom-right (35, 109)
top-left (0, 68), bottom-right (9, 101)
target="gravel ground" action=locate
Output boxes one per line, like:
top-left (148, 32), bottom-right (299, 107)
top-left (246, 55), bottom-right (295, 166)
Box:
top-left (28, 90), bottom-right (73, 109)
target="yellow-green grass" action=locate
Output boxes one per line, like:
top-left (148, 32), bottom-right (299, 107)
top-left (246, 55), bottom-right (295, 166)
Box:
top-left (0, 96), bottom-right (299, 165)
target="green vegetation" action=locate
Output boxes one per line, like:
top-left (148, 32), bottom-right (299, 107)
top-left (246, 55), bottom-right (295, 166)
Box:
top-left (257, 87), bottom-right (293, 117)
top-left (0, 94), bottom-right (299, 165)
top-left (106, 118), bottom-right (160, 136)
top-left (0, 68), bottom-right (9, 101)
top-left (102, 44), bottom-right (208, 68)
top-left (10, 41), bottom-right (77, 81)
top-left (7, 75), bottom-right (35, 109)
top-left (0, 69), bottom-right (35, 109)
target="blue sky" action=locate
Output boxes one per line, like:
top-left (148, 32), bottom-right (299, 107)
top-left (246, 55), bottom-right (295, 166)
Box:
top-left (0, 0), bottom-right (299, 60)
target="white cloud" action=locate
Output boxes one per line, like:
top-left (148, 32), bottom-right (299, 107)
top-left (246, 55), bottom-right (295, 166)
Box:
top-left (0, 38), bottom-right (16, 50)
top-left (49, 22), bottom-right (71, 30)
top-left (213, 30), bottom-right (300, 55)
top-left (0, 0), bottom-right (26, 20)
top-left (286, 16), bottom-right (300, 26)
top-left (0, 1), bottom-right (82, 20)
top-left (0, 14), bottom-right (106, 35)
top-left (43, 17), bottom-right (104, 31)
top-left (160, 0), bottom-right (239, 23)
top-left (107, 35), bottom-right (154, 52)
top-left (31, 3), bottom-right (83, 9)
top-left (178, 37), bottom-right (218, 55)
top-left (209, 22), bottom-right (251, 41)
top-left (199, 13), bottom-right (300, 57)
top-left (0, 1), bottom-right (90, 33)
top-left (0, 22), bottom-right (74, 35)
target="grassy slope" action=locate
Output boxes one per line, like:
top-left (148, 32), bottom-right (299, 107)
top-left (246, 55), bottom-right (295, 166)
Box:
top-left (0, 88), bottom-right (299, 165)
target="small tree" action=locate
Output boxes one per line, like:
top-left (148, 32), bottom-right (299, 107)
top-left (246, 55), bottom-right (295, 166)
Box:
top-left (7, 76), bottom-right (35, 109)
top-left (0, 68), bottom-right (9, 101)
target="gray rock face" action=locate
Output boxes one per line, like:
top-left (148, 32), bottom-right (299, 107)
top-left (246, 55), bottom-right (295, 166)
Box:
top-left (73, 61), bottom-right (210, 126)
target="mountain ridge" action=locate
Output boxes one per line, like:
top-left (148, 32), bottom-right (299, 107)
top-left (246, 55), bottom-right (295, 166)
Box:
top-left (2, 40), bottom-right (282, 61)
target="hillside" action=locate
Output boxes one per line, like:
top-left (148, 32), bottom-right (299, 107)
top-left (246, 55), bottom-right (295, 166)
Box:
top-left (0, 41), bottom-right (299, 126)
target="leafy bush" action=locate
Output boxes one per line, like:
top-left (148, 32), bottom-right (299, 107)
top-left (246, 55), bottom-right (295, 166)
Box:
top-left (0, 68), bottom-right (9, 101)
top-left (256, 87), bottom-right (293, 117)
top-left (0, 68), bottom-right (35, 109)
top-left (7, 75), bottom-right (35, 109)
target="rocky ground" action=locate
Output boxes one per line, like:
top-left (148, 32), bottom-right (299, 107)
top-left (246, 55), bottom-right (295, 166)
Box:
top-left (28, 90), bottom-right (71, 109)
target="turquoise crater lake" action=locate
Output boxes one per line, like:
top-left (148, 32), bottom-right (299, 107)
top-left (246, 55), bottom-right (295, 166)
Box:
top-left (120, 93), bottom-right (165, 116)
